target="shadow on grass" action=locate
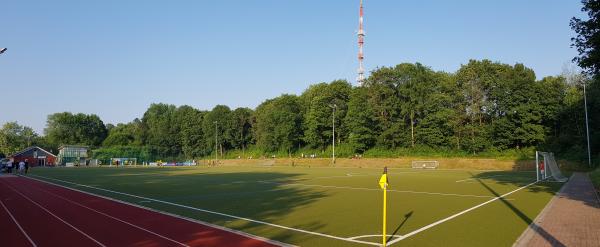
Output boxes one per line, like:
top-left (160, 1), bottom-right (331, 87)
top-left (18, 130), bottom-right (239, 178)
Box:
top-left (30, 167), bottom-right (329, 245)
top-left (470, 172), bottom-right (566, 247)
top-left (388, 211), bottom-right (412, 242)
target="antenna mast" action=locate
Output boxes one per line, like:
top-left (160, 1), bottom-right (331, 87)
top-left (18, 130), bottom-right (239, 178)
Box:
top-left (357, 0), bottom-right (365, 86)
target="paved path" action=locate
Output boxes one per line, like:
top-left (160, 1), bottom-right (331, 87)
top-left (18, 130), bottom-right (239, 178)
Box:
top-left (514, 172), bottom-right (600, 247)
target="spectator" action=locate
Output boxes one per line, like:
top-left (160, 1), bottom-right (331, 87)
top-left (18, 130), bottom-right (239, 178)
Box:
top-left (6, 159), bottom-right (13, 174)
top-left (24, 159), bottom-right (29, 174)
top-left (18, 161), bottom-right (25, 175)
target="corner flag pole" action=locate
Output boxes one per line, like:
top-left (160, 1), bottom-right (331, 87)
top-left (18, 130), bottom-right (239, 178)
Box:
top-left (379, 166), bottom-right (389, 246)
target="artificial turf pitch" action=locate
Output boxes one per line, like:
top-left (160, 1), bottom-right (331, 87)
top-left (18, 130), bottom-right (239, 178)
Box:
top-left (29, 166), bottom-right (562, 246)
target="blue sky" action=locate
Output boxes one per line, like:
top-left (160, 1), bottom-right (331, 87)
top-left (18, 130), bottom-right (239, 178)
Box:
top-left (0, 0), bottom-right (586, 134)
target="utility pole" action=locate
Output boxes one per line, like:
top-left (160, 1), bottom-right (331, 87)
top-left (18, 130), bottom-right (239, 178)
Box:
top-left (214, 121), bottom-right (218, 164)
top-left (583, 82), bottom-right (592, 167)
top-left (330, 104), bottom-right (337, 164)
top-left (357, 0), bottom-right (365, 86)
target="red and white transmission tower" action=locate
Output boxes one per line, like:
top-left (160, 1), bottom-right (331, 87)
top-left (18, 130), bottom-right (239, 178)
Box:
top-left (357, 0), bottom-right (366, 86)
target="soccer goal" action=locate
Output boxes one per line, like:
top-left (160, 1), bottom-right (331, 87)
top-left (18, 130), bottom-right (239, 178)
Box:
top-left (535, 151), bottom-right (567, 182)
top-left (110, 158), bottom-right (137, 167)
top-left (411, 160), bottom-right (439, 169)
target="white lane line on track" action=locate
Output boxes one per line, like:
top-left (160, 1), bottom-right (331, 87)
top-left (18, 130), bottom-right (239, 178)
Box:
top-left (0, 200), bottom-right (37, 247)
top-left (386, 181), bottom-right (539, 246)
top-left (24, 182), bottom-right (189, 247)
top-left (30, 175), bottom-right (380, 246)
top-left (257, 181), bottom-right (496, 198)
top-left (25, 176), bottom-right (293, 247)
top-left (0, 180), bottom-right (106, 247)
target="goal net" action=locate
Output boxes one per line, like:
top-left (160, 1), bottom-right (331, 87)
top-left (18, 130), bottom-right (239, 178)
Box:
top-left (536, 151), bottom-right (567, 182)
top-left (110, 158), bottom-right (137, 167)
top-left (411, 160), bottom-right (439, 169)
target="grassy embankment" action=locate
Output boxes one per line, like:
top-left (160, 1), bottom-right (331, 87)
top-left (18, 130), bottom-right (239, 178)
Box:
top-left (589, 168), bottom-right (600, 193)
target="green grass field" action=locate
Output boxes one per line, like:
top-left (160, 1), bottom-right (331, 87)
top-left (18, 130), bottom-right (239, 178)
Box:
top-left (28, 165), bottom-right (563, 246)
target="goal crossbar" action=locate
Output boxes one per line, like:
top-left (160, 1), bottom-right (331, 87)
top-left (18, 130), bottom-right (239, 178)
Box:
top-left (411, 160), bottom-right (439, 169)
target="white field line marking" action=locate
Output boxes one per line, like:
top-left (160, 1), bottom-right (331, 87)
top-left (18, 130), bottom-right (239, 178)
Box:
top-left (455, 174), bottom-right (508, 183)
top-left (257, 181), bottom-right (495, 198)
top-left (31, 175), bottom-right (380, 246)
top-left (0, 200), bottom-right (37, 247)
top-left (348, 234), bottom-right (403, 240)
top-left (25, 183), bottom-right (189, 247)
top-left (386, 181), bottom-right (539, 246)
top-left (25, 176), bottom-right (292, 247)
top-left (0, 180), bottom-right (106, 247)
top-left (244, 165), bottom-right (537, 173)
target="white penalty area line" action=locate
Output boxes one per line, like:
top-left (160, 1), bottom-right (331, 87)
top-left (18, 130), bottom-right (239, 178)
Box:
top-left (257, 181), bottom-right (496, 199)
top-left (29, 175), bottom-right (380, 246)
top-left (455, 174), bottom-right (508, 183)
top-left (348, 234), bottom-right (403, 240)
top-left (386, 180), bottom-right (539, 246)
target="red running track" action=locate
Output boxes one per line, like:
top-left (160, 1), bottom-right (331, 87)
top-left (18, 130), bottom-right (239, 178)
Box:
top-left (0, 176), bottom-right (283, 247)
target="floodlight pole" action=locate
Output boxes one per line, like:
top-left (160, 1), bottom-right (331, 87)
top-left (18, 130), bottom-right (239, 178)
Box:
top-left (214, 121), bottom-right (218, 164)
top-left (330, 104), bottom-right (337, 165)
top-left (535, 151), bottom-right (539, 182)
top-left (583, 82), bottom-right (592, 167)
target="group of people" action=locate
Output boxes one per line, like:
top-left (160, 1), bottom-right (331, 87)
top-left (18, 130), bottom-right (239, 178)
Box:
top-left (4, 159), bottom-right (29, 175)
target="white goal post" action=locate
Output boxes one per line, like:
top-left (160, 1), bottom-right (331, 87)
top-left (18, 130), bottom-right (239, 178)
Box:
top-left (411, 160), bottom-right (439, 169)
top-left (535, 151), bottom-right (567, 182)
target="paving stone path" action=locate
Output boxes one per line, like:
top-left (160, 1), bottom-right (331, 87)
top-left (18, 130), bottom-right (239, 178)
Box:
top-left (514, 172), bottom-right (600, 247)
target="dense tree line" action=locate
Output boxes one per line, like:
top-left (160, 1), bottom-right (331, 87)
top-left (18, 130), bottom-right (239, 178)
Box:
top-left (2, 58), bottom-right (596, 163)
top-left (0, 1), bottom-right (597, 164)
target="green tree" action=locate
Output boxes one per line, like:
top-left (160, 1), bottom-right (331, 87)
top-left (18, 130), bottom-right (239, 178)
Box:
top-left (141, 104), bottom-right (180, 158)
top-left (174, 106), bottom-right (205, 159)
top-left (301, 80), bottom-right (352, 149)
top-left (344, 87), bottom-right (377, 153)
top-left (0, 122), bottom-right (39, 156)
top-left (229, 107), bottom-right (254, 153)
top-left (253, 94), bottom-right (303, 153)
top-left (365, 67), bottom-right (405, 148)
top-left (202, 105), bottom-right (232, 157)
top-left (571, 0), bottom-right (600, 75)
top-left (102, 119), bottom-right (144, 147)
top-left (45, 112), bottom-right (107, 148)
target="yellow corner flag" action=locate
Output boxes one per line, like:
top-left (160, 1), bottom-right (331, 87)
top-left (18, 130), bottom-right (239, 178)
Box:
top-left (379, 167), bottom-right (389, 246)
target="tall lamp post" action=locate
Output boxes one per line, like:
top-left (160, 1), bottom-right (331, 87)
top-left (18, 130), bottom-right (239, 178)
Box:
top-left (330, 104), bottom-right (337, 165)
top-left (583, 82), bottom-right (592, 167)
top-left (214, 121), bottom-right (218, 164)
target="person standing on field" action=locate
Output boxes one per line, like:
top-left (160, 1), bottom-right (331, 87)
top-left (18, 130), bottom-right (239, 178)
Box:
top-left (6, 160), bottom-right (13, 174)
top-left (18, 161), bottom-right (25, 175)
top-left (24, 159), bottom-right (29, 174)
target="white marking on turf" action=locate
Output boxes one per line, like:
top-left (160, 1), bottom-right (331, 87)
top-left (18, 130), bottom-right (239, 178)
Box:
top-left (30, 175), bottom-right (380, 246)
top-left (0, 200), bottom-right (38, 247)
top-left (348, 234), bottom-right (403, 240)
top-left (0, 180), bottom-right (106, 247)
top-left (455, 174), bottom-right (507, 183)
top-left (386, 181), bottom-right (539, 246)
top-left (257, 181), bottom-right (496, 198)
